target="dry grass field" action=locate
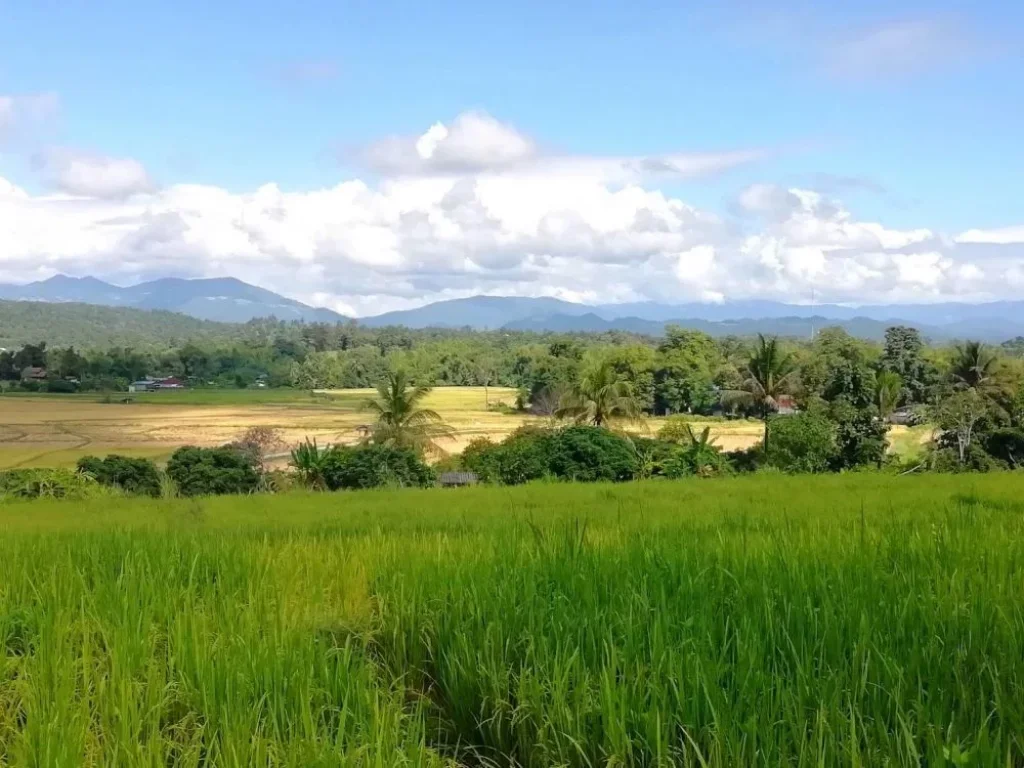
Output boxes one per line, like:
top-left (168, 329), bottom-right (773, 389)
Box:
top-left (0, 388), bottom-right (770, 469)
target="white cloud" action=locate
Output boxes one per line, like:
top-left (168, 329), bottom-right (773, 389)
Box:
top-left (35, 149), bottom-right (155, 199)
top-left (1, 116), bottom-right (1022, 316)
top-left (359, 110), bottom-right (764, 182)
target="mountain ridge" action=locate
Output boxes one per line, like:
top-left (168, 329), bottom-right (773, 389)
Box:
top-left (2, 275), bottom-right (1022, 341)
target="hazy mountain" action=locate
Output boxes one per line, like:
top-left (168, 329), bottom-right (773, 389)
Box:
top-left (360, 295), bottom-right (591, 329)
top-left (363, 295), bottom-right (1024, 341)
top-left (502, 313), bottom-right (945, 341)
top-left (0, 275), bottom-right (346, 324)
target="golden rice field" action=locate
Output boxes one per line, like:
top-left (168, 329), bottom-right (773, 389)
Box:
top-left (0, 389), bottom-right (767, 469)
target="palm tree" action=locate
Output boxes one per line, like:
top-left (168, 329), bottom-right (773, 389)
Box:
top-left (723, 334), bottom-right (797, 452)
top-left (556, 360), bottom-right (642, 427)
top-left (365, 370), bottom-right (454, 454)
top-left (949, 341), bottom-right (1000, 393)
top-left (875, 370), bottom-right (903, 422)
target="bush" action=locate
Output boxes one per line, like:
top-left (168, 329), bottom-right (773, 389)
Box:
top-left (166, 446), bottom-right (262, 497)
top-left (984, 428), bottom-right (1024, 468)
top-left (77, 454), bottom-right (162, 497)
top-left (930, 444), bottom-right (1006, 473)
top-left (462, 428), bottom-right (556, 486)
top-left (766, 413), bottom-right (837, 473)
top-left (321, 444), bottom-right (435, 490)
top-left (45, 379), bottom-right (78, 394)
top-left (0, 469), bottom-right (99, 500)
top-left (546, 426), bottom-right (637, 483)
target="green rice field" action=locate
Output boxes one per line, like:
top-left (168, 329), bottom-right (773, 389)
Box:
top-left (2, 474), bottom-right (1023, 766)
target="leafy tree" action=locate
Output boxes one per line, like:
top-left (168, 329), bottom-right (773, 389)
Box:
top-left (545, 426), bottom-right (638, 482)
top-left (949, 341), bottom-right (1001, 393)
top-left (365, 369), bottom-right (454, 454)
top-left (166, 446), bottom-right (261, 496)
top-left (726, 335), bottom-right (797, 452)
top-left (875, 370), bottom-right (903, 421)
top-left (320, 444), bottom-right (434, 490)
top-left (462, 427), bottom-right (554, 485)
top-left (880, 326), bottom-right (932, 404)
top-left (556, 359), bottom-right (642, 427)
top-left (933, 388), bottom-right (989, 466)
top-left (823, 360), bottom-right (888, 469)
top-left (984, 428), bottom-right (1024, 469)
top-left (77, 455), bottom-right (162, 497)
top-left (764, 412), bottom-right (837, 473)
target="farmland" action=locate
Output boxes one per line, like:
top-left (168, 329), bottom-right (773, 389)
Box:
top-left (0, 389), bottom-right (766, 469)
top-left (1, 474), bottom-right (1023, 765)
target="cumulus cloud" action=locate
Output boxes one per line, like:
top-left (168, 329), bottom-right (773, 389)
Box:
top-left (34, 149), bottom-right (155, 199)
top-left (2, 164), bottom-right (1023, 317)
top-left (357, 110), bottom-right (765, 182)
top-left (1, 114), bottom-right (1021, 315)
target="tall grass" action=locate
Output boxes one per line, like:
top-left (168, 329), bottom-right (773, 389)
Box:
top-left (1, 475), bottom-right (1023, 765)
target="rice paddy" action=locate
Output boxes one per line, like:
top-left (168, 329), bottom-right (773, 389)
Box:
top-left (0, 389), bottom-right (766, 469)
top-left (1, 473), bottom-right (1022, 766)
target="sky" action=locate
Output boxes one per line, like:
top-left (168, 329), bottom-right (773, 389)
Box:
top-left (1, 0), bottom-right (1023, 316)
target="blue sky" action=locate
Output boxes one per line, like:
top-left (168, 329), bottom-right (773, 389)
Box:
top-left (1, 0), bottom-right (1023, 312)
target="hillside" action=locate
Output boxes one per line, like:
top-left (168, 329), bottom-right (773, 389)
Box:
top-left (0, 275), bottom-right (346, 324)
top-left (0, 300), bottom-right (250, 349)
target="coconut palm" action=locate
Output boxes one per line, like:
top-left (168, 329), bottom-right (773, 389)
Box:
top-left (556, 360), bottom-right (642, 427)
top-left (723, 334), bottom-right (797, 452)
top-left (365, 370), bottom-right (454, 454)
top-left (949, 341), bottom-right (1000, 393)
top-left (875, 370), bottom-right (903, 421)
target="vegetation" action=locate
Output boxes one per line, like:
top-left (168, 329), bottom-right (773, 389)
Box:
top-left (77, 454), bottom-right (163, 497)
top-left (165, 446), bottom-right (262, 497)
top-left (364, 370), bottom-right (454, 454)
top-left (1, 475), bottom-right (1024, 764)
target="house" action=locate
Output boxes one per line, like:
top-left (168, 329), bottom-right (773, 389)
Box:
top-left (128, 376), bottom-right (186, 393)
top-left (439, 471), bottom-right (479, 488)
top-left (775, 395), bottom-right (798, 415)
top-left (20, 366), bottom-right (47, 382)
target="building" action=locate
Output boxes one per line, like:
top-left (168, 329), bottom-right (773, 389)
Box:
top-left (439, 471), bottom-right (479, 488)
top-left (20, 366), bottom-right (47, 382)
top-left (128, 376), bottom-right (186, 393)
top-left (775, 395), bottom-right (798, 415)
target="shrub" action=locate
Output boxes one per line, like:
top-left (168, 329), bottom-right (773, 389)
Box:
top-left (766, 413), bottom-right (837, 473)
top-left (166, 446), bottom-right (262, 497)
top-left (984, 428), bottom-right (1024, 468)
top-left (45, 379), bottom-right (78, 394)
top-left (321, 444), bottom-right (435, 491)
top-left (0, 469), bottom-right (99, 500)
top-left (462, 428), bottom-right (556, 486)
top-left (77, 454), bottom-right (162, 497)
top-left (661, 429), bottom-right (730, 479)
top-left (546, 426), bottom-right (637, 483)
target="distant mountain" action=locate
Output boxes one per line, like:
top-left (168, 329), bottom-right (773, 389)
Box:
top-left (360, 295), bottom-right (592, 329)
top-left (502, 313), bottom-right (944, 341)
top-left (363, 295), bottom-right (1024, 341)
top-left (0, 275), bottom-right (346, 324)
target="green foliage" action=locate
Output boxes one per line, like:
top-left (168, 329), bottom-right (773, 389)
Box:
top-left (461, 428), bottom-right (555, 486)
top-left (661, 425), bottom-right (729, 478)
top-left (288, 438), bottom-right (331, 490)
top-left (765, 412), bottom-right (837, 473)
top-left (77, 454), bottom-right (162, 497)
top-left (556, 359), bottom-right (642, 427)
top-left (983, 428), bottom-right (1024, 468)
top-left (880, 326), bottom-right (934, 404)
top-left (165, 446), bottom-right (261, 497)
top-left (320, 444), bottom-right (435, 490)
top-left (365, 369), bottom-right (455, 454)
top-left (0, 468), bottom-right (100, 500)
top-left (545, 426), bottom-right (638, 483)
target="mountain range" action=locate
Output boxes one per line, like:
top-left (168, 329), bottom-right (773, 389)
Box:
top-left (2, 275), bottom-right (1023, 342)
top-left (0, 275), bottom-right (346, 324)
